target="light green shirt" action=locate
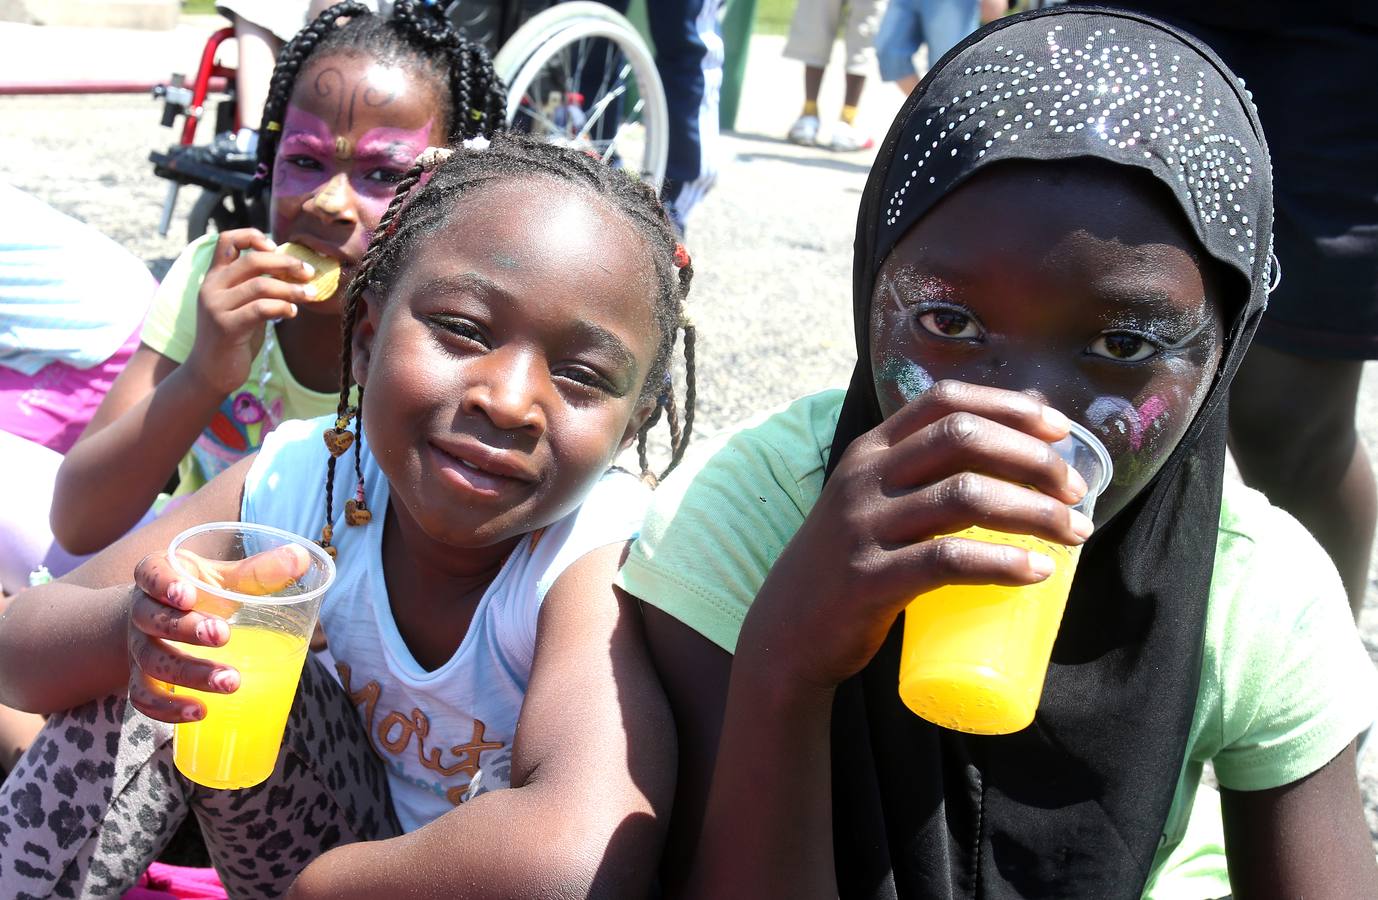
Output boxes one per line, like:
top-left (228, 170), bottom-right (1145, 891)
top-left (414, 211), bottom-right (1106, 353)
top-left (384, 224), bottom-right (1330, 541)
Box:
top-left (140, 234), bottom-right (340, 497)
top-left (618, 389), bottom-right (1378, 898)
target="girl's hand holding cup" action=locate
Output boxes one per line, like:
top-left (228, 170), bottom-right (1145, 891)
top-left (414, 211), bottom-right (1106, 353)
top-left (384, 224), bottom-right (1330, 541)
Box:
top-left (740, 381), bottom-right (1095, 695)
top-left (125, 542), bottom-right (313, 724)
top-left (185, 228), bottom-right (318, 396)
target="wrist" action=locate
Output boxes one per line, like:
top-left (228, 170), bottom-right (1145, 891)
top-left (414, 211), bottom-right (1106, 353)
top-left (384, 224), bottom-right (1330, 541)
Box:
top-left (732, 615), bottom-right (838, 720)
top-left (173, 355), bottom-right (238, 401)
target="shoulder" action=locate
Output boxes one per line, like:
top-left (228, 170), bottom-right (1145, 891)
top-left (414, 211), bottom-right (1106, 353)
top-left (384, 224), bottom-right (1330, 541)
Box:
top-left (647, 388), bottom-right (845, 526)
top-left (140, 234), bottom-right (219, 362)
top-left (617, 389), bottom-right (846, 654)
top-left (1201, 478), bottom-right (1377, 791)
top-left (242, 414), bottom-right (335, 517)
top-left (534, 468), bottom-right (652, 601)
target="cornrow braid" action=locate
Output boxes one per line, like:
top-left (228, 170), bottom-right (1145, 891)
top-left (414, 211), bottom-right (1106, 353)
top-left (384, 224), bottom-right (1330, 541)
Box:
top-left (319, 134), bottom-right (697, 552)
top-left (254, 0), bottom-right (506, 197)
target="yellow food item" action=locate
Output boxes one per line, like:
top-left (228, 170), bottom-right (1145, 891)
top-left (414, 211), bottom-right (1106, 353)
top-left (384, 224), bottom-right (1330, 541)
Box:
top-left (173, 626), bottom-right (310, 789)
top-left (276, 242), bottom-right (340, 301)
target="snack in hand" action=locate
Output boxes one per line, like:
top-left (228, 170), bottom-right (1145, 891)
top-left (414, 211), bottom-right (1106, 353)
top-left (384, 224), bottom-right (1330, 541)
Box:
top-left (276, 242), bottom-right (340, 301)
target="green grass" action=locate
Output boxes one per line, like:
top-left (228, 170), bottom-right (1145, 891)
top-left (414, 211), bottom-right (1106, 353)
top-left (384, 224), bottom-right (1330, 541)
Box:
top-left (754, 0), bottom-right (795, 35)
top-left (182, 0), bottom-right (219, 15)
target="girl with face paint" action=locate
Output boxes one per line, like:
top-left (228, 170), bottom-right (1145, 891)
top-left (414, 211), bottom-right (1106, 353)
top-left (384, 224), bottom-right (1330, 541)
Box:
top-left (49, 1), bottom-right (505, 559)
top-left (617, 8), bottom-right (1378, 899)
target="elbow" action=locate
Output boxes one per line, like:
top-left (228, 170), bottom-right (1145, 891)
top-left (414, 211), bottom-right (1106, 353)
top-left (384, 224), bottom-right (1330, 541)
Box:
top-left (49, 468), bottom-right (107, 556)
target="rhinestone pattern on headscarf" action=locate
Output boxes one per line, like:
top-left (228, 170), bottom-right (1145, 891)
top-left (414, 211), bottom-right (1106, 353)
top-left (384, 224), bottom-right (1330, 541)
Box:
top-left (876, 15), bottom-right (1271, 285)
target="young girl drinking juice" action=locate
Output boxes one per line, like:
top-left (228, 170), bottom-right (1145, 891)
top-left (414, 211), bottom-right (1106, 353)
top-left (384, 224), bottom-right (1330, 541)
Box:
top-left (0, 133), bottom-right (696, 898)
top-left (47, 0), bottom-right (506, 558)
top-left (618, 8), bottom-right (1378, 898)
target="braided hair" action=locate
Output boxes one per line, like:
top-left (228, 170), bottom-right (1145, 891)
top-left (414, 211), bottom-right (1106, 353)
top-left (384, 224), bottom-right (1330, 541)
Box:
top-left (254, 0), bottom-right (507, 194)
top-left (318, 134), bottom-right (697, 555)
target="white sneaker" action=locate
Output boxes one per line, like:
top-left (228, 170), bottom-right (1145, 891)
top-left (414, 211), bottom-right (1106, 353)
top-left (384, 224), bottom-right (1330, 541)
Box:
top-left (828, 120), bottom-right (875, 152)
top-left (788, 114), bottom-right (820, 145)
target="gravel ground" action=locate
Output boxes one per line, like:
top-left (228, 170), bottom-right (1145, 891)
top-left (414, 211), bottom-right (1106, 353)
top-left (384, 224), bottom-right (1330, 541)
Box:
top-left (2, 18), bottom-right (1376, 847)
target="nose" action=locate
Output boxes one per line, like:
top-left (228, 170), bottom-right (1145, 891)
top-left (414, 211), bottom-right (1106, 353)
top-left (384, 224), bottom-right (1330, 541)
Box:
top-left (983, 353), bottom-right (1085, 420)
top-left (306, 172), bottom-right (358, 224)
top-left (461, 347), bottom-right (547, 437)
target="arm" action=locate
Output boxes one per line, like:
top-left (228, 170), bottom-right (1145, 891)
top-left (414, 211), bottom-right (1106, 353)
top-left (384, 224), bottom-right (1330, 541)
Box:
top-left (1221, 743), bottom-right (1378, 898)
top-left (286, 542), bottom-right (677, 900)
top-left (51, 344), bottom-right (225, 552)
top-left (638, 382), bottom-right (1092, 898)
top-left (0, 454), bottom-right (250, 713)
top-left (51, 229), bottom-right (311, 553)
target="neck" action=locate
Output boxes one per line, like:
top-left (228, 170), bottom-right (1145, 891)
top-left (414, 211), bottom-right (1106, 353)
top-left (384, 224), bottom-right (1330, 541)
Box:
top-left (380, 501), bottom-right (524, 670)
top-left (383, 499), bottom-right (522, 589)
top-left (275, 313), bottom-right (345, 394)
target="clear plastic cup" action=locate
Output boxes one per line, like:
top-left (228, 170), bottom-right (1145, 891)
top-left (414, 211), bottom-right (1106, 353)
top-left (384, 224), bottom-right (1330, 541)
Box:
top-left (897, 422), bottom-right (1113, 734)
top-left (166, 522), bottom-right (335, 789)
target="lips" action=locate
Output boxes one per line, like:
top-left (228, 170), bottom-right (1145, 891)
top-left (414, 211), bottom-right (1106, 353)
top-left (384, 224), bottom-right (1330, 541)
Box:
top-left (291, 234), bottom-right (357, 269)
top-left (428, 439), bottom-right (538, 498)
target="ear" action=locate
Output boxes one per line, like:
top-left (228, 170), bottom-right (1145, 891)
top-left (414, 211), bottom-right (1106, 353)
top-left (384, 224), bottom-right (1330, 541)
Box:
top-left (618, 395), bottom-right (658, 452)
top-left (351, 292), bottom-right (380, 388)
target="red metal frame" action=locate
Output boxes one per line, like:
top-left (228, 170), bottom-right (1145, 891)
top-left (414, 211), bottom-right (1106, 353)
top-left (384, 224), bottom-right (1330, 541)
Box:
top-left (180, 26), bottom-right (239, 145)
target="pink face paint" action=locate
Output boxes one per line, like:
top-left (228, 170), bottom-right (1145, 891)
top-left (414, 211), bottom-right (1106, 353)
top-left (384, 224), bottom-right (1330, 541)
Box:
top-left (273, 105), bottom-right (337, 198)
top-left (1086, 394), bottom-right (1170, 451)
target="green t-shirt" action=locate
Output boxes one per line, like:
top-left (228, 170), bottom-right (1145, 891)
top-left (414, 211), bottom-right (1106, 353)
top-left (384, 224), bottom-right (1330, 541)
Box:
top-left (617, 389), bottom-right (1378, 899)
top-left (140, 234), bottom-right (340, 498)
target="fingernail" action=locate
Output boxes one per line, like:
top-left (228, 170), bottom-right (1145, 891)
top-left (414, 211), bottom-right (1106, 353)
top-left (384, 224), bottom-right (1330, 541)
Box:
top-left (195, 619), bottom-right (227, 645)
top-left (1069, 509), bottom-right (1094, 540)
top-left (300, 262), bottom-right (315, 277)
top-left (1041, 406), bottom-right (1071, 432)
top-left (1067, 465), bottom-right (1089, 498)
top-left (302, 284), bottom-right (317, 298)
top-left (169, 581), bottom-right (194, 607)
top-left (1028, 551), bottom-right (1056, 578)
top-left (210, 669), bottom-right (240, 693)
top-left (183, 705), bottom-right (204, 721)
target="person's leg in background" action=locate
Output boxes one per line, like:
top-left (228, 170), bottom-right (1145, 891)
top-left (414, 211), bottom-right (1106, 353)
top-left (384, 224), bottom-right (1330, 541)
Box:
top-left (827, 0), bottom-right (884, 152)
top-left (1230, 350), bottom-right (1375, 619)
top-left (913, 0), bottom-right (980, 69)
top-left (875, 0), bottom-right (927, 95)
top-left (646, 0), bottom-right (724, 234)
top-left (782, 0), bottom-right (841, 147)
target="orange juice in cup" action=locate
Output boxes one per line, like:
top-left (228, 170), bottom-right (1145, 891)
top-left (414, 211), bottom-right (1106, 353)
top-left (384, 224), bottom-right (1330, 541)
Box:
top-left (166, 522), bottom-right (335, 789)
top-left (898, 423), bottom-right (1111, 735)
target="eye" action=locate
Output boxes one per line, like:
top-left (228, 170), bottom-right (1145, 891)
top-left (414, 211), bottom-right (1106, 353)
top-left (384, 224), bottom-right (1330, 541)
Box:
top-left (284, 155), bottom-right (322, 171)
top-left (1088, 332), bottom-right (1159, 362)
top-left (554, 363), bottom-right (619, 396)
top-left (917, 308), bottom-right (983, 340)
top-left (365, 167), bottom-right (408, 185)
top-left (430, 316), bottom-right (489, 349)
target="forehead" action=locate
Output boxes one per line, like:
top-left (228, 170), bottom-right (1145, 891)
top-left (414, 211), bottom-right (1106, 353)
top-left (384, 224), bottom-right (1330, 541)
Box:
top-left (883, 160), bottom-right (1212, 288)
top-left (290, 53), bottom-right (440, 136)
top-left (398, 177), bottom-right (659, 325)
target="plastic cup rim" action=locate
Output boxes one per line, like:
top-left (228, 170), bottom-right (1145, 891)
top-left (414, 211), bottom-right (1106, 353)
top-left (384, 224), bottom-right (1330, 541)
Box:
top-left (1061, 420), bottom-right (1114, 497)
top-left (167, 521), bottom-right (337, 607)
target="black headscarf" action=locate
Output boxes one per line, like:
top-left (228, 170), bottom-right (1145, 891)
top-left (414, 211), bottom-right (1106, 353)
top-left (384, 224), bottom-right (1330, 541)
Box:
top-left (825, 7), bottom-right (1274, 897)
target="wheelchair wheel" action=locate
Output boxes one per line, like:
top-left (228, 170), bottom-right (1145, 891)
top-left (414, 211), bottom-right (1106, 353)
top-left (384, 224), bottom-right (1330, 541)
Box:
top-left (494, 2), bottom-right (669, 189)
top-left (186, 187), bottom-right (255, 243)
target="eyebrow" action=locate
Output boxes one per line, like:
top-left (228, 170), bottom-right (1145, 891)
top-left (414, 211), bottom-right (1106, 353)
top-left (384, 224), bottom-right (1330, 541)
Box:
top-left (278, 132), bottom-right (331, 154)
top-left (413, 273), bottom-right (640, 377)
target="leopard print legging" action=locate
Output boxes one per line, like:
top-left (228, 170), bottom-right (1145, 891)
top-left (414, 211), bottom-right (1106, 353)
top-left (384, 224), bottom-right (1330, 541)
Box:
top-left (0, 657), bottom-right (399, 899)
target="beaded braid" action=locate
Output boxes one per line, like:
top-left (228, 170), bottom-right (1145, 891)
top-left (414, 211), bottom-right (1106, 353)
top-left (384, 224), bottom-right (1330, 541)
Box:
top-left (319, 135), bottom-right (696, 556)
top-left (253, 0), bottom-right (505, 196)
top-left (319, 157), bottom-right (430, 556)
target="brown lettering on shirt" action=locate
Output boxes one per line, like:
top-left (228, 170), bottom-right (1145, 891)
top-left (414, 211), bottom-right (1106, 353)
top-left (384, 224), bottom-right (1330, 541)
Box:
top-left (338, 661), bottom-right (505, 805)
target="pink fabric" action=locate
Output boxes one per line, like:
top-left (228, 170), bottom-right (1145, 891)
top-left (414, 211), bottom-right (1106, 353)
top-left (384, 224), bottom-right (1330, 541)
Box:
top-left (122, 863), bottom-right (227, 900)
top-left (0, 326), bottom-right (139, 454)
